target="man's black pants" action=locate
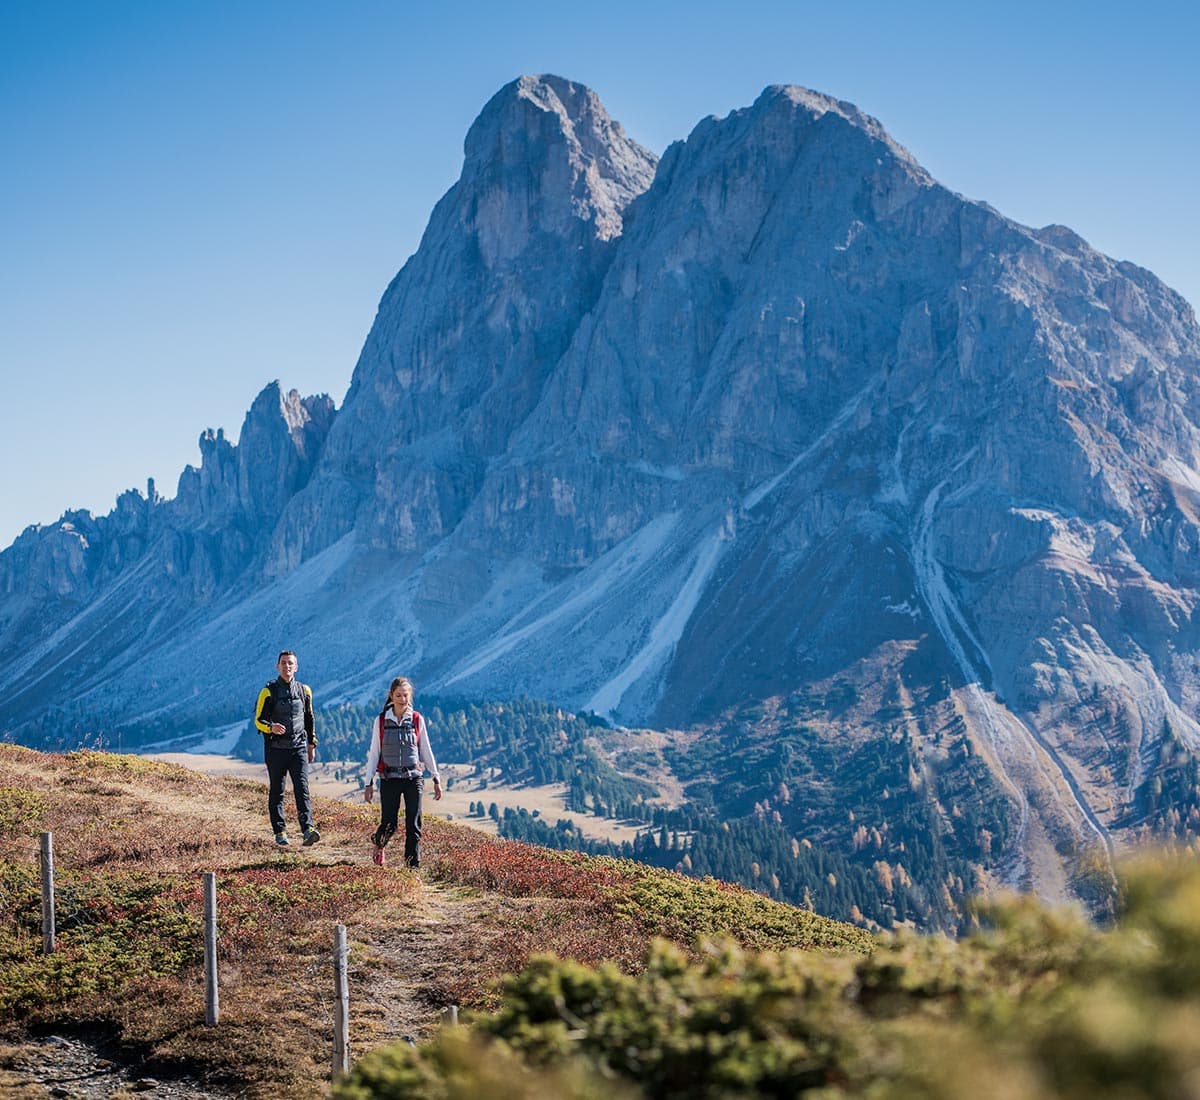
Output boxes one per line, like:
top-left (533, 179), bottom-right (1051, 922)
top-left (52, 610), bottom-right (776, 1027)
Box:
top-left (377, 776), bottom-right (424, 867)
top-left (265, 747), bottom-right (313, 834)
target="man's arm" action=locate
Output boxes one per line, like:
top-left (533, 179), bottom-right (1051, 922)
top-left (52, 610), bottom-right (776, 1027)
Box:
top-left (304, 685), bottom-right (316, 744)
top-left (304, 685), bottom-right (316, 762)
top-left (254, 686), bottom-right (273, 734)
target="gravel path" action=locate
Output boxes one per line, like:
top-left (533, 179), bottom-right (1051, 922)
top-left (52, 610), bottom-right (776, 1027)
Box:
top-left (0, 1033), bottom-right (244, 1098)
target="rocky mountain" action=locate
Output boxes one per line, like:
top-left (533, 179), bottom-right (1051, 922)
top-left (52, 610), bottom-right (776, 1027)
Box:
top-left (3, 74), bottom-right (1200, 907)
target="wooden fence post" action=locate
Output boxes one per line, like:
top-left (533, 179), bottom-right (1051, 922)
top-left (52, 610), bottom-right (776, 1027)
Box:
top-left (442, 1004), bottom-right (459, 1026)
top-left (39, 832), bottom-right (55, 954)
top-left (204, 872), bottom-right (219, 1026)
top-left (333, 923), bottom-right (350, 1079)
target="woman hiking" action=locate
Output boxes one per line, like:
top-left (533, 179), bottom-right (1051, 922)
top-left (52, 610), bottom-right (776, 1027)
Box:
top-left (363, 677), bottom-right (442, 866)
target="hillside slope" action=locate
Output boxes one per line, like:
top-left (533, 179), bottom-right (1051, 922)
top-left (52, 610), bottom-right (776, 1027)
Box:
top-left (0, 745), bottom-right (868, 1098)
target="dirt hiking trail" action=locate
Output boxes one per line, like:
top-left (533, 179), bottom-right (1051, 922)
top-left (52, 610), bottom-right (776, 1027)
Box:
top-left (0, 749), bottom-right (509, 1098)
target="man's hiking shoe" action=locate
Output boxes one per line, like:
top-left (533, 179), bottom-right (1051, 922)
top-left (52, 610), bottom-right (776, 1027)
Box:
top-left (275, 831), bottom-right (290, 846)
top-left (372, 844), bottom-right (386, 866)
top-left (303, 826), bottom-right (321, 846)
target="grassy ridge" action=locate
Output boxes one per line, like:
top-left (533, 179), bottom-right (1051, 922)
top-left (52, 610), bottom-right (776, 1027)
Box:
top-left (8, 745), bottom-right (1200, 1098)
top-left (424, 826), bottom-right (872, 957)
top-left (0, 746), bottom-right (420, 1095)
top-left (0, 745), bottom-right (866, 1097)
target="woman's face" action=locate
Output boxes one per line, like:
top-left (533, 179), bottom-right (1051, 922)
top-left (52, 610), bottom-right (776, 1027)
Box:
top-left (390, 682), bottom-right (412, 709)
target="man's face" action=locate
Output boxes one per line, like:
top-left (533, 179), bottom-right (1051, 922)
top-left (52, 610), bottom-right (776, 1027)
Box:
top-left (277, 654), bottom-right (298, 682)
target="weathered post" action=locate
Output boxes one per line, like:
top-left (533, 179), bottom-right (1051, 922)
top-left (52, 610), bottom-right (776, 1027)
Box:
top-left (203, 872), bottom-right (219, 1025)
top-left (333, 924), bottom-right (350, 1078)
top-left (39, 832), bottom-right (55, 954)
top-left (442, 1004), bottom-right (459, 1026)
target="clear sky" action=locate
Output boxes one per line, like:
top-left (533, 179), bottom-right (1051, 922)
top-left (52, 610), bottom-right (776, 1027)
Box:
top-left (2, 0), bottom-right (1196, 550)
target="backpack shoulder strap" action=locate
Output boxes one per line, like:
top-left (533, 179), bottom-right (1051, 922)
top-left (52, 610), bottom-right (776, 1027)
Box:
top-left (375, 711), bottom-right (388, 775)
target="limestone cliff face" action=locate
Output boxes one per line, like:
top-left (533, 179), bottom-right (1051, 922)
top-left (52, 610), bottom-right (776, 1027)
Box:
top-left (266, 74), bottom-right (657, 575)
top-left (3, 75), bottom-right (1200, 901)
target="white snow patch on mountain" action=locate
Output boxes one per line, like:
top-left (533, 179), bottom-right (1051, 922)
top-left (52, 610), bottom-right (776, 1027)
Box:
top-left (631, 461), bottom-right (686, 481)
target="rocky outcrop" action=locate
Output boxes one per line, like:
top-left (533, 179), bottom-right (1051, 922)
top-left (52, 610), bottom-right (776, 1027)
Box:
top-left (267, 74), bottom-right (658, 574)
top-left (0, 382), bottom-right (333, 722)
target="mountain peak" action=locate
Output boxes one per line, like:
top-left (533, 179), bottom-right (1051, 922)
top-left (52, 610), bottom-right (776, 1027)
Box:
top-left (462, 74), bottom-right (657, 249)
top-left (748, 83), bottom-right (930, 179)
top-left (245, 380), bottom-right (335, 448)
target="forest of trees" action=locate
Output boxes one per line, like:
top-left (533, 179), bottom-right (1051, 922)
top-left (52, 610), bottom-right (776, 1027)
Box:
top-left (225, 690), bottom-right (1036, 930)
top-left (179, 687), bottom-right (1197, 932)
top-left (486, 698), bottom-right (1016, 931)
top-left (1126, 719), bottom-right (1200, 839)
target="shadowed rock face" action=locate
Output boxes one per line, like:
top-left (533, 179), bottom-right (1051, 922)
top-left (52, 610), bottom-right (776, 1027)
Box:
top-left (3, 74), bottom-right (1200, 900)
top-left (268, 74), bottom-right (659, 574)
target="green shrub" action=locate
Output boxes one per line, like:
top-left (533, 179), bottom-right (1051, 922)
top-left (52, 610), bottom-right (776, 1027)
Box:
top-left (335, 1028), bottom-right (637, 1100)
top-left (336, 853), bottom-right (1200, 1100)
top-left (0, 787), bottom-right (50, 833)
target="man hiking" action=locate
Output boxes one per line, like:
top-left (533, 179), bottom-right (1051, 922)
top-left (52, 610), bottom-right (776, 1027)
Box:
top-left (254, 650), bottom-right (320, 846)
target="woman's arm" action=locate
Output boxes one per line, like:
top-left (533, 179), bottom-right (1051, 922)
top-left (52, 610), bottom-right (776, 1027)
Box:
top-left (417, 713), bottom-right (442, 798)
top-left (418, 715), bottom-right (440, 783)
top-left (363, 716), bottom-right (381, 792)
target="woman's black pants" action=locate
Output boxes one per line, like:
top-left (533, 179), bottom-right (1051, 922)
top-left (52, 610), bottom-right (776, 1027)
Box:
top-left (376, 776), bottom-right (424, 867)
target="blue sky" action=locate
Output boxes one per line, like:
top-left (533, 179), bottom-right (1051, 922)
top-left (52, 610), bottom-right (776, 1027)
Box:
top-left (1, 0), bottom-right (1197, 550)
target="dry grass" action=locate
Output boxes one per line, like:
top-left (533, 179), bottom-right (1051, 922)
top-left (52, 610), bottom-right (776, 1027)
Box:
top-left (0, 744), bottom-right (868, 1097)
top-left (0, 745), bottom-right (418, 1096)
